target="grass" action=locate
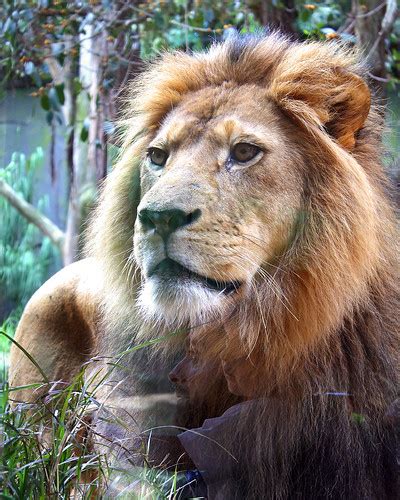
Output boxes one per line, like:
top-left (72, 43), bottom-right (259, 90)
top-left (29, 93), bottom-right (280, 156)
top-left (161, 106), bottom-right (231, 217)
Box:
top-left (1, 370), bottom-right (104, 498)
top-left (0, 330), bottom-right (190, 499)
top-left (0, 311), bottom-right (21, 356)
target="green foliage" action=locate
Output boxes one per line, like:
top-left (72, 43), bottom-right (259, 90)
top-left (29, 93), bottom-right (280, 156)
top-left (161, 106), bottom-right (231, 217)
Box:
top-left (1, 0), bottom-right (399, 122)
top-left (0, 0), bottom-right (260, 103)
top-left (0, 149), bottom-right (59, 320)
top-left (0, 374), bottom-right (184, 498)
top-left (388, 18), bottom-right (400, 92)
top-left (0, 312), bottom-right (20, 355)
top-left (297, 2), bottom-right (345, 39)
top-left (138, 0), bottom-right (259, 59)
top-left (0, 335), bottom-right (187, 498)
top-left (0, 368), bottom-right (106, 498)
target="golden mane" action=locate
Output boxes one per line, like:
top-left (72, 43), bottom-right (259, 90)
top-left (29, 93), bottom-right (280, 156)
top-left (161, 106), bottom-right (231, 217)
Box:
top-left (88, 33), bottom-right (398, 380)
top-left (86, 33), bottom-right (399, 497)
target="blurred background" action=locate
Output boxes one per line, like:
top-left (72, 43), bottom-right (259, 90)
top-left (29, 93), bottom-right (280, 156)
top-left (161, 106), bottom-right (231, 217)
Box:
top-left (0, 0), bottom-right (399, 363)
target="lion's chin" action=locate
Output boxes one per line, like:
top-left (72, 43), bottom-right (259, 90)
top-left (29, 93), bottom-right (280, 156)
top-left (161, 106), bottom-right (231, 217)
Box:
top-left (137, 275), bottom-right (232, 327)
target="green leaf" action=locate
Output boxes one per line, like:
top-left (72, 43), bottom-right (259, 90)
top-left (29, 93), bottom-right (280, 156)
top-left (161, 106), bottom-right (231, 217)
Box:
top-left (31, 70), bottom-right (42, 88)
top-left (3, 17), bottom-right (16, 35)
top-left (48, 87), bottom-right (61, 111)
top-left (80, 118), bottom-right (89, 142)
top-left (40, 94), bottom-right (50, 111)
top-left (55, 83), bottom-right (65, 105)
top-left (300, 9), bottom-right (312, 23)
top-left (351, 412), bottom-right (365, 425)
top-left (46, 111), bottom-right (54, 125)
top-left (73, 77), bottom-right (82, 96)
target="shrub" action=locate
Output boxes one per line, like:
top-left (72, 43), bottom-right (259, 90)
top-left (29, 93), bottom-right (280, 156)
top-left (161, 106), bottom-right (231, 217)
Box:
top-left (0, 148), bottom-right (60, 326)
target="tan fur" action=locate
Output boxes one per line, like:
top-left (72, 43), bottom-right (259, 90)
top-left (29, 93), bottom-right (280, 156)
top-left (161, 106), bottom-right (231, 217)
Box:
top-left (88, 33), bottom-right (398, 383)
top-left (9, 34), bottom-right (399, 497)
top-left (9, 259), bottom-right (100, 403)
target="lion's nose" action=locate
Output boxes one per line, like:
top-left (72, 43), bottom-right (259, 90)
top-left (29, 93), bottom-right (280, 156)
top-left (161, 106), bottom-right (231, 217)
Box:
top-left (138, 208), bottom-right (201, 240)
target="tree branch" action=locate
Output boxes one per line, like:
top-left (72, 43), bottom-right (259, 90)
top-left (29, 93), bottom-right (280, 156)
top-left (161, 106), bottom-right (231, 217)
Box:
top-left (381, 0), bottom-right (398, 33)
top-left (0, 179), bottom-right (65, 249)
top-left (366, 0), bottom-right (398, 62)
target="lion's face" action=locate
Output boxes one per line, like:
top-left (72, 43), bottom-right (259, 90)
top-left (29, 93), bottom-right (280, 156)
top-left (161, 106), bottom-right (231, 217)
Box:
top-left (88, 34), bottom-right (391, 409)
top-left (134, 84), bottom-right (304, 324)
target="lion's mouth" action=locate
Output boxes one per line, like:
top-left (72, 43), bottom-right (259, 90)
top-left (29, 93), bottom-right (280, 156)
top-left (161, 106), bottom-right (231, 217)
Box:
top-left (148, 258), bottom-right (242, 294)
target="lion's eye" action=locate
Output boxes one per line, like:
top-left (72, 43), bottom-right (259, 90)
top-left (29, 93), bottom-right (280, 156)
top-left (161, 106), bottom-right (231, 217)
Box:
top-left (148, 147), bottom-right (168, 167)
top-left (231, 143), bottom-right (261, 163)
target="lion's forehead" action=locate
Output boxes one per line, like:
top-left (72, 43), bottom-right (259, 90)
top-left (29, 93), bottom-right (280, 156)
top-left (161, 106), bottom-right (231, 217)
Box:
top-left (156, 87), bottom-right (286, 154)
top-left (173, 83), bottom-right (268, 118)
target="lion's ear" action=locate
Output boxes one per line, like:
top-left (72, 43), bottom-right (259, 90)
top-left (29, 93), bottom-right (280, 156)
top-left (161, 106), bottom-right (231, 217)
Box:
top-left (323, 69), bottom-right (371, 150)
top-left (268, 45), bottom-right (371, 150)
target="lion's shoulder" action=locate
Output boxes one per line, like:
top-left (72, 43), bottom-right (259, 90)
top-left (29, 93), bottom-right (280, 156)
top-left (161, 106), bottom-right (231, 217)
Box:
top-left (9, 258), bottom-right (102, 402)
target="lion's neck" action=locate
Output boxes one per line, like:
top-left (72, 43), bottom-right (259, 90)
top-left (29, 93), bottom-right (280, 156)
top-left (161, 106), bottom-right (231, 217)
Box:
top-left (223, 274), bottom-right (399, 407)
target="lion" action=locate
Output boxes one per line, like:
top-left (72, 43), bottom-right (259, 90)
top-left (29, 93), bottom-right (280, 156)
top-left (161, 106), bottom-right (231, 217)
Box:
top-left (9, 33), bottom-right (399, 498)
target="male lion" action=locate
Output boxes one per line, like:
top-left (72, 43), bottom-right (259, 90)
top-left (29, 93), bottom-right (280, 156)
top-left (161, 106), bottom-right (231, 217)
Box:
top-left (9, 33), bottom-right (399, 498)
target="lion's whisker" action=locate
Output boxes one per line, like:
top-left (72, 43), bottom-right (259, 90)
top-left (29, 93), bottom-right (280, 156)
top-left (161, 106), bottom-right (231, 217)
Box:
top-left (240, 233), bottom-right (303, 281)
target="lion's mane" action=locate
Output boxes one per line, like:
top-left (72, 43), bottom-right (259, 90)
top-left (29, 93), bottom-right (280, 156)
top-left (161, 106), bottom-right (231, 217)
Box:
top-left (87, 34), bottom-right (399, 498)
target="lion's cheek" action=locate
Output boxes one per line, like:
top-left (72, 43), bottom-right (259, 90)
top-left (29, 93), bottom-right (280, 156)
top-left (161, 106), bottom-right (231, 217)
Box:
top-left (247, 192), bottom-right (302, 261)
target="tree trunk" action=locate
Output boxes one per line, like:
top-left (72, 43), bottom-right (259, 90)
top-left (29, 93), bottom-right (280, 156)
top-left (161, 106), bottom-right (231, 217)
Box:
top-left (45, 35), bottom-right (79, 265)
top-left (58, 23), bottom-right (111, 265)
top-left (253, 0), bottom-right (297, 36)
top-left (62, 37), bottom-right (80, 266)
top-left (85, 25), bottom-right (108, 186)
top-left (353, 0), bottom-right (398, 97)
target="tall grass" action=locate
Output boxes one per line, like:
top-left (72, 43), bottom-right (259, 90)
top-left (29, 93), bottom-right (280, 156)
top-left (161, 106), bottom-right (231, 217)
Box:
top-left (0, 334), bottom-right (190, 499)
top-left (1, 369), bottom-right (104, 498)
top-left (0, 151), bottom-right (194, 497)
